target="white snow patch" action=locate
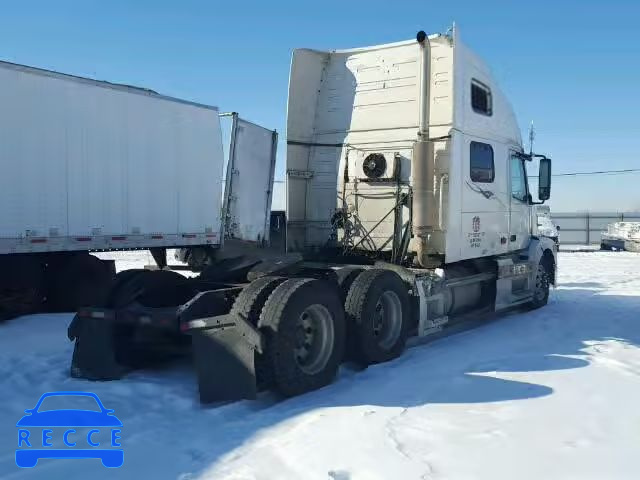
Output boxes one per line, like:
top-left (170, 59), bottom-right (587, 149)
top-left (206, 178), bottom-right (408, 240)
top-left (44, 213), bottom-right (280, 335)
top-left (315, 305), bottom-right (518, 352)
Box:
top-left (1, 251), bottom-right (640, 479)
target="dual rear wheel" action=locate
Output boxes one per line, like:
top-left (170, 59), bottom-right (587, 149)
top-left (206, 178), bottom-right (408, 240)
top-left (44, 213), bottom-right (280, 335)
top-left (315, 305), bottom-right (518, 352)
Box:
top-left (344, 269), bottom-right (411, 364)
top-left (231, 269), bottom-right (411, 398)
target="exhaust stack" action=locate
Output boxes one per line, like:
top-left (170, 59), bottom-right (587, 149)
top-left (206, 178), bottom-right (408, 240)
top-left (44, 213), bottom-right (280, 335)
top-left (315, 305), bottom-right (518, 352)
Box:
top-left (412, 31), bottom-right (439, 267)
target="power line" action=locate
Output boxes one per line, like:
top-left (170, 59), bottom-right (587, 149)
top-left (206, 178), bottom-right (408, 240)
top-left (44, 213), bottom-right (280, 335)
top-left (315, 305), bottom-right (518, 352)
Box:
top-left (531, 168), bottom-right (640, 179)
top-left (274, 168), bottom-right (640, 184)
top-left (552, 168), bottom-right (640, 177)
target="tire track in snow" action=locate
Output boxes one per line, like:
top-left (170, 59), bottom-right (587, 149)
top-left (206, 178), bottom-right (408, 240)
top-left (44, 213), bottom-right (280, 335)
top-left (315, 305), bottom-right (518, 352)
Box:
top-left (384, 408), bottom-right (435, 479)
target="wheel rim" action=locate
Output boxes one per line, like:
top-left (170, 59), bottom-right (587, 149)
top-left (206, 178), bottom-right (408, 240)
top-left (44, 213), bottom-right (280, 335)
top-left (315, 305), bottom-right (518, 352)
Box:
top-left (294, 304), bottom-right (335, 375)
top-left (373, 290), bottom-right (403, 350)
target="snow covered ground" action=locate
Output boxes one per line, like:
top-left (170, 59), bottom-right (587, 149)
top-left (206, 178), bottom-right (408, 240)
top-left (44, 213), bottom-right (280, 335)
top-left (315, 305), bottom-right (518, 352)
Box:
top-left (1, 251), bottom-right (640, 479)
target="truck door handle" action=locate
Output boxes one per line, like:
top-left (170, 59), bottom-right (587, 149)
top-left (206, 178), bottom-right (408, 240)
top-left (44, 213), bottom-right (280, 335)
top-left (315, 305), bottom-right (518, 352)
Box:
top-left (510, 235), bottom-right (517, 242)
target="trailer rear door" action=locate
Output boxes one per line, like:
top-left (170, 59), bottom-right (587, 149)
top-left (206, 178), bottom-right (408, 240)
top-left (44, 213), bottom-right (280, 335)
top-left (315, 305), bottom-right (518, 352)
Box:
top-left (222, 115), bottom-right (278, 244)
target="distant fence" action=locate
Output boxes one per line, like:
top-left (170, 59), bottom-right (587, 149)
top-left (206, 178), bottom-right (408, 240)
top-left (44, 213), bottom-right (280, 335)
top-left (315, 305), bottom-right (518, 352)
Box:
top-left (554, 212), bottom-right (640, 245)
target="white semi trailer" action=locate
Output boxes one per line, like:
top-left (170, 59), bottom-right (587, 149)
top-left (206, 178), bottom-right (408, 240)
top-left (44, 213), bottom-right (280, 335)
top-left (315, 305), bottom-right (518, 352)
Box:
top-left (70, 28), bottom-right (556, 404)
top-left (0, 61), bottom-right (277, 318)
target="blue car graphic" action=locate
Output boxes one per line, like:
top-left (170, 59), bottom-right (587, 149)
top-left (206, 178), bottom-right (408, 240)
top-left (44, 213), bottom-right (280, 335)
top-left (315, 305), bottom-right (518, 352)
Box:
top-left (16, 391), bottom-right (123, 468)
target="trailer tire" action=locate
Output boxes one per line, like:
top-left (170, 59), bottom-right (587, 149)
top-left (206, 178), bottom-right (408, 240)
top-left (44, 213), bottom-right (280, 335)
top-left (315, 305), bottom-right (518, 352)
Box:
top-left (200, 255), bottom-right (261, 283)
top-left (106, 270), bottom-right (196, 367)
top-left (527, 263), bottom-right (550, 310)
top-left (110, 270), bottom-right (195, 308)
top-left (106, 269), bottom-right (147, 307)
top-left (0, 255), bottom-right (45, 320)
top-left (48, 254), bottom-right (113, 311)
top-left (344, 269), bottom-right (410, 365)
top-left (258, 278), bottom-right (345, 397)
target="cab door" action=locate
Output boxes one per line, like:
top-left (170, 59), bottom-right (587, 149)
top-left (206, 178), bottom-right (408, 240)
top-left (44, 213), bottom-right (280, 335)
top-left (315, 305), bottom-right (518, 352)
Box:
top-left (459, 136), bottom-right (510, 261)
top-left (509, 153), bottom-right (532, 251)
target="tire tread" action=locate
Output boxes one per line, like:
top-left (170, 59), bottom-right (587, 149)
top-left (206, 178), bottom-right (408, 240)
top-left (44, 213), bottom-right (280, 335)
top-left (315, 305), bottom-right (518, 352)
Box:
top-left (259, 278), bottom-right (345, 397)
top-left (344, 269), bottom-right (410, 365)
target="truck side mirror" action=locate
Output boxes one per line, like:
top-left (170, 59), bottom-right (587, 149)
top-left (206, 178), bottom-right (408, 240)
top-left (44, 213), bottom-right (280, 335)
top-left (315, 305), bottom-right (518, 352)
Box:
top-left (538, 158), bottom-right (551, 201)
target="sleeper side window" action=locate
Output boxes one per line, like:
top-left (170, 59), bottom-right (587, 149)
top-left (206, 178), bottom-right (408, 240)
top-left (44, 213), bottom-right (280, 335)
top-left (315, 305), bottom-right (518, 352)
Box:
top-left (470, 141), bottom-right (494, 183)
top-left (471, 80), bottom-right (492, 116)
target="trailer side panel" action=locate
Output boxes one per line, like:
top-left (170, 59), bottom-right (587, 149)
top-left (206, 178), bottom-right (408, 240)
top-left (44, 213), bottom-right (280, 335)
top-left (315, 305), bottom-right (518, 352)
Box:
top-left (0, 61), bottom-right (224, 254)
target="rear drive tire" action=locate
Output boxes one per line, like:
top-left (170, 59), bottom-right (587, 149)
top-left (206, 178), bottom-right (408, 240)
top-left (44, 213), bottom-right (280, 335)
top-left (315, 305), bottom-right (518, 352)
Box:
top-left (231, 276), bottom-right (286, 325)
top-left (335, 267), bottom-right (364, 302)
top-left (344, 269), bottom-right (410, 365)
top-left (230, 276), bottom-right (287, 390)
top-left (258, 278), bottom-right (345, 397)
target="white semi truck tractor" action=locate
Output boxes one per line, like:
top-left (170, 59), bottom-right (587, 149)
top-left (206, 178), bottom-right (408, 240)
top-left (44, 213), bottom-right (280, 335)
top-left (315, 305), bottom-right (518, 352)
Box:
top-left (69, 28), bottom-right (556, 403)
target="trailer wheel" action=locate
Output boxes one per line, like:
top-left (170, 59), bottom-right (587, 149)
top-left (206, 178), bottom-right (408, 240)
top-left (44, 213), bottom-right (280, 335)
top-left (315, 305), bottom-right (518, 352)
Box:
top-left (258, 278), bottom-right (345, 397)
top-left (48, 253), bottom-right (113, 311)
top-left (106, 270), bottom-right (195, 367)
top-left (110, 270), bottom-right (195, 308)
top-left (105, 269), bottom-right (147, 307)
top-left (344, 269), bottom-right (410, 365)
top-left (0, 255), bottom-right (45, 320)
top-left (527, 263), bottom-right (550, 310)
top-left (199, 255), bottom-right (261, 283)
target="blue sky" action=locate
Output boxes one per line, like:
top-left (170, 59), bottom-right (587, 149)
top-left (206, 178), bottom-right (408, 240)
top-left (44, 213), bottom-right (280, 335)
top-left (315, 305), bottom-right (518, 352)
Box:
top-left (1, 0), bottom-right (639, 212)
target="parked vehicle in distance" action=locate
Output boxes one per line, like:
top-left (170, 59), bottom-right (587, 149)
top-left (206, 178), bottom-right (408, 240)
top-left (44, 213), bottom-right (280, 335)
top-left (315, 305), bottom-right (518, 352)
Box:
top-left (601, 222), bottom-right (640, 251)
top-left (536, 206), bottom-right (559, 245)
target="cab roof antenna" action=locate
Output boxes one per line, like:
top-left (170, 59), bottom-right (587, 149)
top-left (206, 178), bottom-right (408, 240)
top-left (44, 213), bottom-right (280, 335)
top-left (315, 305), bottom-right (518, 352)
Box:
top-left (528, 121), bottom-right (535, 157)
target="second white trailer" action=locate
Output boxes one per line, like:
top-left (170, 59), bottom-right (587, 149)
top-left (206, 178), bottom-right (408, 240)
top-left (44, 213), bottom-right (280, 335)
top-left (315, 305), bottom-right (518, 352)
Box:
top-left (0, 60), bottom-right (277, 318)
top-left (0, 60), bottom-right (224, 254)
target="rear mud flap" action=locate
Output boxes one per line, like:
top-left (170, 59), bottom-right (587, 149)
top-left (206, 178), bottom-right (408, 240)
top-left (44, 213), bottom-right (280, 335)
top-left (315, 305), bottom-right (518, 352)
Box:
top-left (68, 315), bottom-right (128, 380)
top-left (187, 314), bottom-right (263, 404)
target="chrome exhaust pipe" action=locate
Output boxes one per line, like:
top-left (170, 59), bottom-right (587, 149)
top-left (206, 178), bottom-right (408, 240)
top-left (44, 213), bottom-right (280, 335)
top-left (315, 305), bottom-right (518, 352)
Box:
top-left (416, 30), bottom-right (431, 138)
top-left (412, 31), bottom-right (439, 267)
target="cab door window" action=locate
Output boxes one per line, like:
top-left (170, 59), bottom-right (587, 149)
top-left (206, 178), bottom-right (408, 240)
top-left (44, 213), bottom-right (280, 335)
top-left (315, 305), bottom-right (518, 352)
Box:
top-left (470, 141), bottom-right (494, 183)
top-left (510, 156), bottom-right (528, 202)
